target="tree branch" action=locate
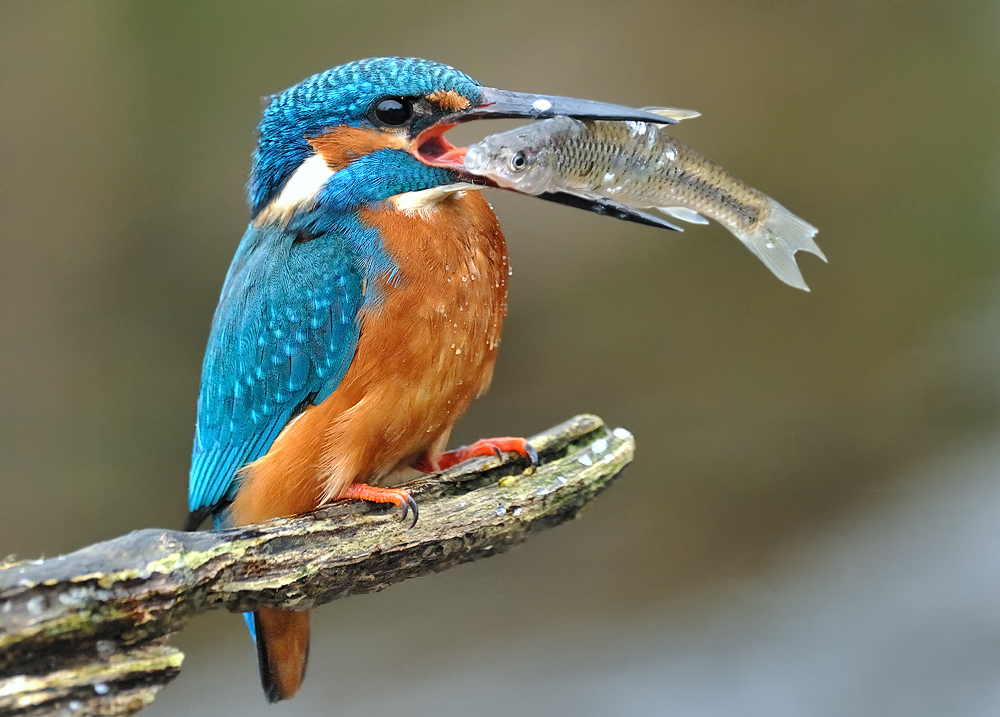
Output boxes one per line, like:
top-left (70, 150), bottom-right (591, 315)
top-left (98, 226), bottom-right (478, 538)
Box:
top-left (0, 414), bottom-right (633, 716)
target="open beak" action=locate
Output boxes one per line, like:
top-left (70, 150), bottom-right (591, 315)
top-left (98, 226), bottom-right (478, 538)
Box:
top-left (411, 87), bottom-right (678, 169)
top-left (409, 87), bottom-right (683, 231)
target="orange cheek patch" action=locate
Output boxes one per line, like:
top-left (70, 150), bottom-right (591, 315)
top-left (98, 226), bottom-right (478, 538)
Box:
top-left (426, 89), bottom-right (471, 112)
top-left (308, 126), bottom-right (408, 171)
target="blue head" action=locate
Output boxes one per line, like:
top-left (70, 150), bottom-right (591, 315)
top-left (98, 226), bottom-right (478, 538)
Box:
top-left (250, 58), bottom-right (483, 218)
top-left (247, 57), bottom-right (680, 222)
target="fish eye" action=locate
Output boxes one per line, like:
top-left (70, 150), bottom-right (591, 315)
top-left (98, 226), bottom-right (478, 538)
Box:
top-left (509, 151), bottom-right (527, 172)
top-left (372, 97), bottom-right (414, 126)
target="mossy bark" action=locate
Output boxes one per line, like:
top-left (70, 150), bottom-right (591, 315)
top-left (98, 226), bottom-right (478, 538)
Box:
top-left (0, 414), bottom-right (633, 716)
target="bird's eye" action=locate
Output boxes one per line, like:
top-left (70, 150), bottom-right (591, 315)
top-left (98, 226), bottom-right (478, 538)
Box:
top-left (373, 97), bottom-right (414, 126)
top-left (509, 151), bottom-right (528, 172)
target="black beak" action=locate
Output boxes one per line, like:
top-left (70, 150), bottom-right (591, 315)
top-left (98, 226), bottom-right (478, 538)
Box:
top-left (534, 192), bottom-right (682, 232)
top-left (413, 88), bottom-right (682, 230)
top-left (444, 87), bottom-right (679, 125)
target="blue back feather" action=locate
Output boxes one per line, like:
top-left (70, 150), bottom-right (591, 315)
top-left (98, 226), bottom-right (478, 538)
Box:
top-left (189, 216), bottom-right (365, 513)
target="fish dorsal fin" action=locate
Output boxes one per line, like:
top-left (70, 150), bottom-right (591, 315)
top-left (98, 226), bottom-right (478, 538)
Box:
top-left (643, 107), bottom-right (701, 121)
top-left (658, 206), bottom-right (710, 224)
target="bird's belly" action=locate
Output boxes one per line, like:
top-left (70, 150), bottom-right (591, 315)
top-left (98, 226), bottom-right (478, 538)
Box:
top-left (314, 197), bottom-right (509, 495)
top-left (343, 295), bottom-right (501, 476)
top-left (228, 192), bottom-right (509, 525)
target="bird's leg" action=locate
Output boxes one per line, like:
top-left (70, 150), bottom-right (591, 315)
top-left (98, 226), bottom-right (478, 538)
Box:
top-left (414, 437), bottom-right (539, 473)
top-left (342, 483), bottom-right (418, 528)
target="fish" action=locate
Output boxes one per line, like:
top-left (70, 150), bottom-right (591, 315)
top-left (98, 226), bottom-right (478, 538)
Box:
top-left (462, 115), bottom-right (824, 291)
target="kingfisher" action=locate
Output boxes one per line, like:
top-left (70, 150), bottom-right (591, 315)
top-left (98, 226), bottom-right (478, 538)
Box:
top-left (184, 57), bottom-right (676, 702)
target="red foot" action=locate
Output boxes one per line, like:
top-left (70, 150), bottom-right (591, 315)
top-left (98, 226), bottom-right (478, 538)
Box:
top-left (415, 437), bottom-right (539, 473)
top-left (342, 483), bottom-right (418, 528)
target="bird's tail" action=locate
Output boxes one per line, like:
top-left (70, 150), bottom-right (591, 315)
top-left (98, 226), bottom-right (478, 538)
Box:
top-left (249, 608), bottom-right (311, 702)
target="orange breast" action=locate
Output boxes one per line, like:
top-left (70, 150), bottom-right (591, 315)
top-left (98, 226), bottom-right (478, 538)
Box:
top-left (229, 190), bottom-right (508, 526)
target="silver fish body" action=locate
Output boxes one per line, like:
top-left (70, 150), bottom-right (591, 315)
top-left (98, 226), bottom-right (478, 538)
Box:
top-left (463, 116), bottom-right (824, 290)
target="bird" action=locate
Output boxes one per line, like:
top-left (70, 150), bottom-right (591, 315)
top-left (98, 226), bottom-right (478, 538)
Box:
top-left (184, 56), bottom-right (678, 703)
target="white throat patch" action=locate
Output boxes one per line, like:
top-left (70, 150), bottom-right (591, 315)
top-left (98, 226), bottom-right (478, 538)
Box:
top-left (390, 183), bottom-right (481, 215)
top-left (256, 157), bottom-right (480, 224)
top-left (255, 153), bottom-right (334, 224)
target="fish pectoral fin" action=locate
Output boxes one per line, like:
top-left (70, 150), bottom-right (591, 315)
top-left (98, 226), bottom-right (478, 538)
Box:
top-left (643, 106), bottom-right (701, 121)
top-left (658, 207), bottom-right (710, 224)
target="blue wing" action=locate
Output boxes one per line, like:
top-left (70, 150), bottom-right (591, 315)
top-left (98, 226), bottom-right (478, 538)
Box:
top-left (188, 220), bottom-right (365, 516)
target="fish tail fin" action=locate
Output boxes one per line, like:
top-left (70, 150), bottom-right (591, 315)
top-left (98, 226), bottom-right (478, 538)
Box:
top-left (738, 200), bottom-right (824, 291)
top-left (251, 608), bottom-right (311, 703)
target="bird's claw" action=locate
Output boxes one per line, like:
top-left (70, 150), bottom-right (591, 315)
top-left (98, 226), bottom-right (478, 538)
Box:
top-left (420, 436), bottom-right (539, 473)
top-left (524, 441), bottom-right (539, 474)
top-left (342, 483), bottom-right (419, 529)
top-left (399, 493), bottom-right (419, 528)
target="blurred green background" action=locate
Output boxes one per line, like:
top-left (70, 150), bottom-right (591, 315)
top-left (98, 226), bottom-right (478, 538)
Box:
top-left (2, 1), bottom-right (1000, 715)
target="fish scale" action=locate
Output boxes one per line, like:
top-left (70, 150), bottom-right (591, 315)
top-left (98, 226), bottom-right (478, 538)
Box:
top-left (555, 120), bottom-right (767, 231)
top-left (464, 116), bottom-right (825, 290)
